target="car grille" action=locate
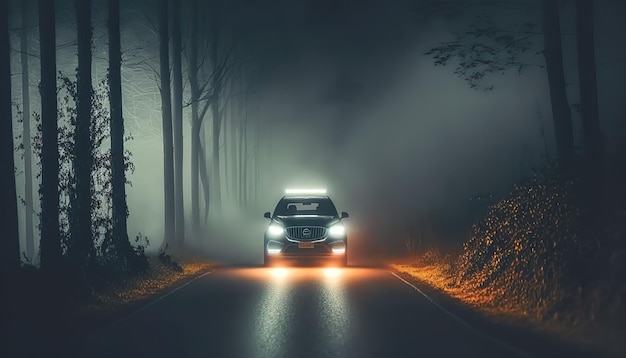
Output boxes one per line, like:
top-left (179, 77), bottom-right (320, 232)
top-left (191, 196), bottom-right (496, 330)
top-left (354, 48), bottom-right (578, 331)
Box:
top-left (286, 226), bottom-right (327, 240)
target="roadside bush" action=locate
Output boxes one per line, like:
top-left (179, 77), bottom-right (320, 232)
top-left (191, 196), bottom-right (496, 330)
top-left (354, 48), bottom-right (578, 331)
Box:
top-left (456, 162), bottom-right (591, 320)
top-left (158, 244), bottom-right (183, 272)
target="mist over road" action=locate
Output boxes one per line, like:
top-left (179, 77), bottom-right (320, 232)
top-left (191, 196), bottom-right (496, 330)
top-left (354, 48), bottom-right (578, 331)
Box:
top-left (71, 267), bottom-right (591, 358)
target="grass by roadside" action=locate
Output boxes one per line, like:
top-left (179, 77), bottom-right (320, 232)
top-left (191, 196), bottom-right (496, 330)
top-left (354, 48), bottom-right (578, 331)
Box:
top-left (77, 256), bottom-right (214, 319)
top-left (390, 161), bottom-right (626, 357)
top-left (391, 252), bottom-right (528, 317)
top-left (391, 247), bottom-right (626, 357)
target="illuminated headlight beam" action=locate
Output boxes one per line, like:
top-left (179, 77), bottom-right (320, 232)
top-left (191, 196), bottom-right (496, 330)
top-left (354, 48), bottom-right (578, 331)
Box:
top-left (332, 247), bottom-right (346, 254)
top-left (324, 268), bottom-right (341, 278)
top-left (267, 224), bottom-right (284, 236)
top-left (266, 240), bottom-right (284, 255)
top-left (330, 241), bottom-right (346, 254)
top-left (328, 224), bottom-right (345, 237)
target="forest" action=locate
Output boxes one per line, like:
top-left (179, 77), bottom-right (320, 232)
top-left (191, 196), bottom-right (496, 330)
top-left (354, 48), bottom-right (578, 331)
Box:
top-left (1, 0), bottom-right (271, 276)
top-left (1, 0), bottom-right (626, 356)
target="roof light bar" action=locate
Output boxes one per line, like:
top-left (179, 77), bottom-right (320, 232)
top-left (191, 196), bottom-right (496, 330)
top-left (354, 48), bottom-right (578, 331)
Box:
top-left (284, 188), bottom-right (327, 195)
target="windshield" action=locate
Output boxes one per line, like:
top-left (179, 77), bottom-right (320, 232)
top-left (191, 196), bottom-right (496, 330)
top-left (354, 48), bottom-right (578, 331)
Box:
top-left (274, 197), bottom-right (338, 217)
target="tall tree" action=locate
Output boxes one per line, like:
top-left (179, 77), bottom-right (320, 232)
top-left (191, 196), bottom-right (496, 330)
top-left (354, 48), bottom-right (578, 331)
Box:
top-left (171, 0), bottom-right (184, 246)
top-left (209, 2), bottom-right (223, 211)
top-left (0, 0), bottom-right (21, 277)
top-left (188, 0), bottom-right (202, 235)
top-left (423, 1), bottom-right (575, 170)
top-left (38, 0), bottom-right (62, 270)
top-left (20, 0), bottom-right (35, 261)
top-left (187, 0), bottom-right (236, 221)
top-left (160, 0), bottom-right (175, 247)
top-left (108, 0), bottom-right (133, 265)
top-left (71, 0), bottom-right (95, 268)
top-left (229, 81), bottom-right (238, 203)
top-left (575, 0), bottom-right (602, 165)
top-left (542, 0), bottom-right (574, 171)
top-left (575, 0), bottom-right (603, 219)
top-left (238, 87), bottom-right (247, 205)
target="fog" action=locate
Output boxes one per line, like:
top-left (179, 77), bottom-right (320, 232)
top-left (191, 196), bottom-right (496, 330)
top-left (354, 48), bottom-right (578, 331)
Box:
top-left (9, 0), bottom-right (626, 265)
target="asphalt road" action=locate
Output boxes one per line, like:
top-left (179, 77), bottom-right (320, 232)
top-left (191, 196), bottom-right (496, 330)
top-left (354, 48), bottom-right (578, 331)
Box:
top-left (69, 266), bottom-right (595, 358)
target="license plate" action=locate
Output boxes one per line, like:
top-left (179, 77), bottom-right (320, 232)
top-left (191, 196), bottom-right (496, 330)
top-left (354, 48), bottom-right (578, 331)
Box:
top-left (298, 242), bottom-right (314, 249)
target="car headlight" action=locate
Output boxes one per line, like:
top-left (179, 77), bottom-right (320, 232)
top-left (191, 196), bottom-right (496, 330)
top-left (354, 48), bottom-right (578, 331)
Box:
top-left (267, 223), bottom-right (284, 237)
top-left (328, 223), bottom-right (345, 237)
top-left (331, 241), bottom-right (346, 254)
top-left (266, 240), bottom-right (284, 254)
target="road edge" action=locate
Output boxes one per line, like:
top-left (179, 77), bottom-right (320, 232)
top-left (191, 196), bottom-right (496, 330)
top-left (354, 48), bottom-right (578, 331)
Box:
top-left (108, 269), bottom-right (214, 328)
top-left (389, 270), bottom-right (534, 358)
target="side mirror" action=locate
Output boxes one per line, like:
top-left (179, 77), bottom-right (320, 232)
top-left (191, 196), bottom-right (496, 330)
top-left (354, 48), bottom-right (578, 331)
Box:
top-left (263, 212), bottom-right (271, 219)
top-left (341, 212), bottom-right (349, 219)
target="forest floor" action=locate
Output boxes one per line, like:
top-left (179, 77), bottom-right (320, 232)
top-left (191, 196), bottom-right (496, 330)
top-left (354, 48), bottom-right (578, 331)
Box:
top-left (76, 256), bottom-right (214, 322)
top-left (390, 254), bottom-right (626, 358)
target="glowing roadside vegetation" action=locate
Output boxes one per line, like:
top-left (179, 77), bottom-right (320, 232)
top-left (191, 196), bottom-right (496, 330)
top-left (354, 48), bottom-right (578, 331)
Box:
top-left (391, 254), bottom-right (524, 316)
top-left (392, 163), bottom-right (626, 353)
top-left (85, 258), bottom-right (213, 313)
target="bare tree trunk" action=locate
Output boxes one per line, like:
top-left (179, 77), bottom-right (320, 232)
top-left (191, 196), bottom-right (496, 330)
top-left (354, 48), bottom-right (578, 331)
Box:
top-left (254, 103), bottom-right (260, 205)
top-left (171, 0), bottom-right (184, 247)
top-left (159, 0), bottom-right (175, 248)
top-left (188, 0), bottom-right (201, 236)
top-left (576, 0), bottom-right (603, 220)
top-left (238, 91), bottom-right (246, 206)
top-left (542, 0), bottom-right (574, 172)
top-left (266, 101), bottom-right (272, 189)
top-left (108, 0), bottom-right (133, 266)
top-left (230, 87), bottom-right (238, 203)
top-left (238, 96), bottom-right (243, 205)
top-left (208, 2), bottom-right (222, 212)
top-left (38, 0), bottom-right (61, 270)
top-left (576, 0), bottom-right (602, 164)
top-left (242, 94), bottom-right (248, 206)
top-left (211, 93), bottom-right (222, 211)
top-left (20, 0), bottom-right (34, 261)
top-left (0, 0), bottom-right (21, 276)
top-left (223, 93), bottom-right (229, 200)
top-left (72, 0), bottom-right (95, 269)
top-left (199, 139), bottom-right (210, 222)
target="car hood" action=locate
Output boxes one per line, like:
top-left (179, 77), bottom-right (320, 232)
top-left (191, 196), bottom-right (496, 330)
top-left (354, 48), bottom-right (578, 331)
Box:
top-left (274, 215), bottom-right (339, 227)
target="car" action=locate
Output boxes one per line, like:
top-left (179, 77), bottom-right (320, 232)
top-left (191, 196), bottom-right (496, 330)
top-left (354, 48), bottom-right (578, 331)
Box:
top-left (263, 189), bottom-right (349, 266)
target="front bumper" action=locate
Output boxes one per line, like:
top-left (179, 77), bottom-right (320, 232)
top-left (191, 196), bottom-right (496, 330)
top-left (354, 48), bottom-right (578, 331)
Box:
top-left (265, 238), bottom-right (346, 258)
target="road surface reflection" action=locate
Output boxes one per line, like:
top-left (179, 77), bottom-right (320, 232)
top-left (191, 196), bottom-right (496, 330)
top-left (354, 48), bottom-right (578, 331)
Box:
top-left (248, 267), bottom-right (352, 358)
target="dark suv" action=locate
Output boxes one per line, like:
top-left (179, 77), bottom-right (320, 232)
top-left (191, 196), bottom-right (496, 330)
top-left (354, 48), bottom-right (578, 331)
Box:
top-left (263, 192), bottom-right (349, 266)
